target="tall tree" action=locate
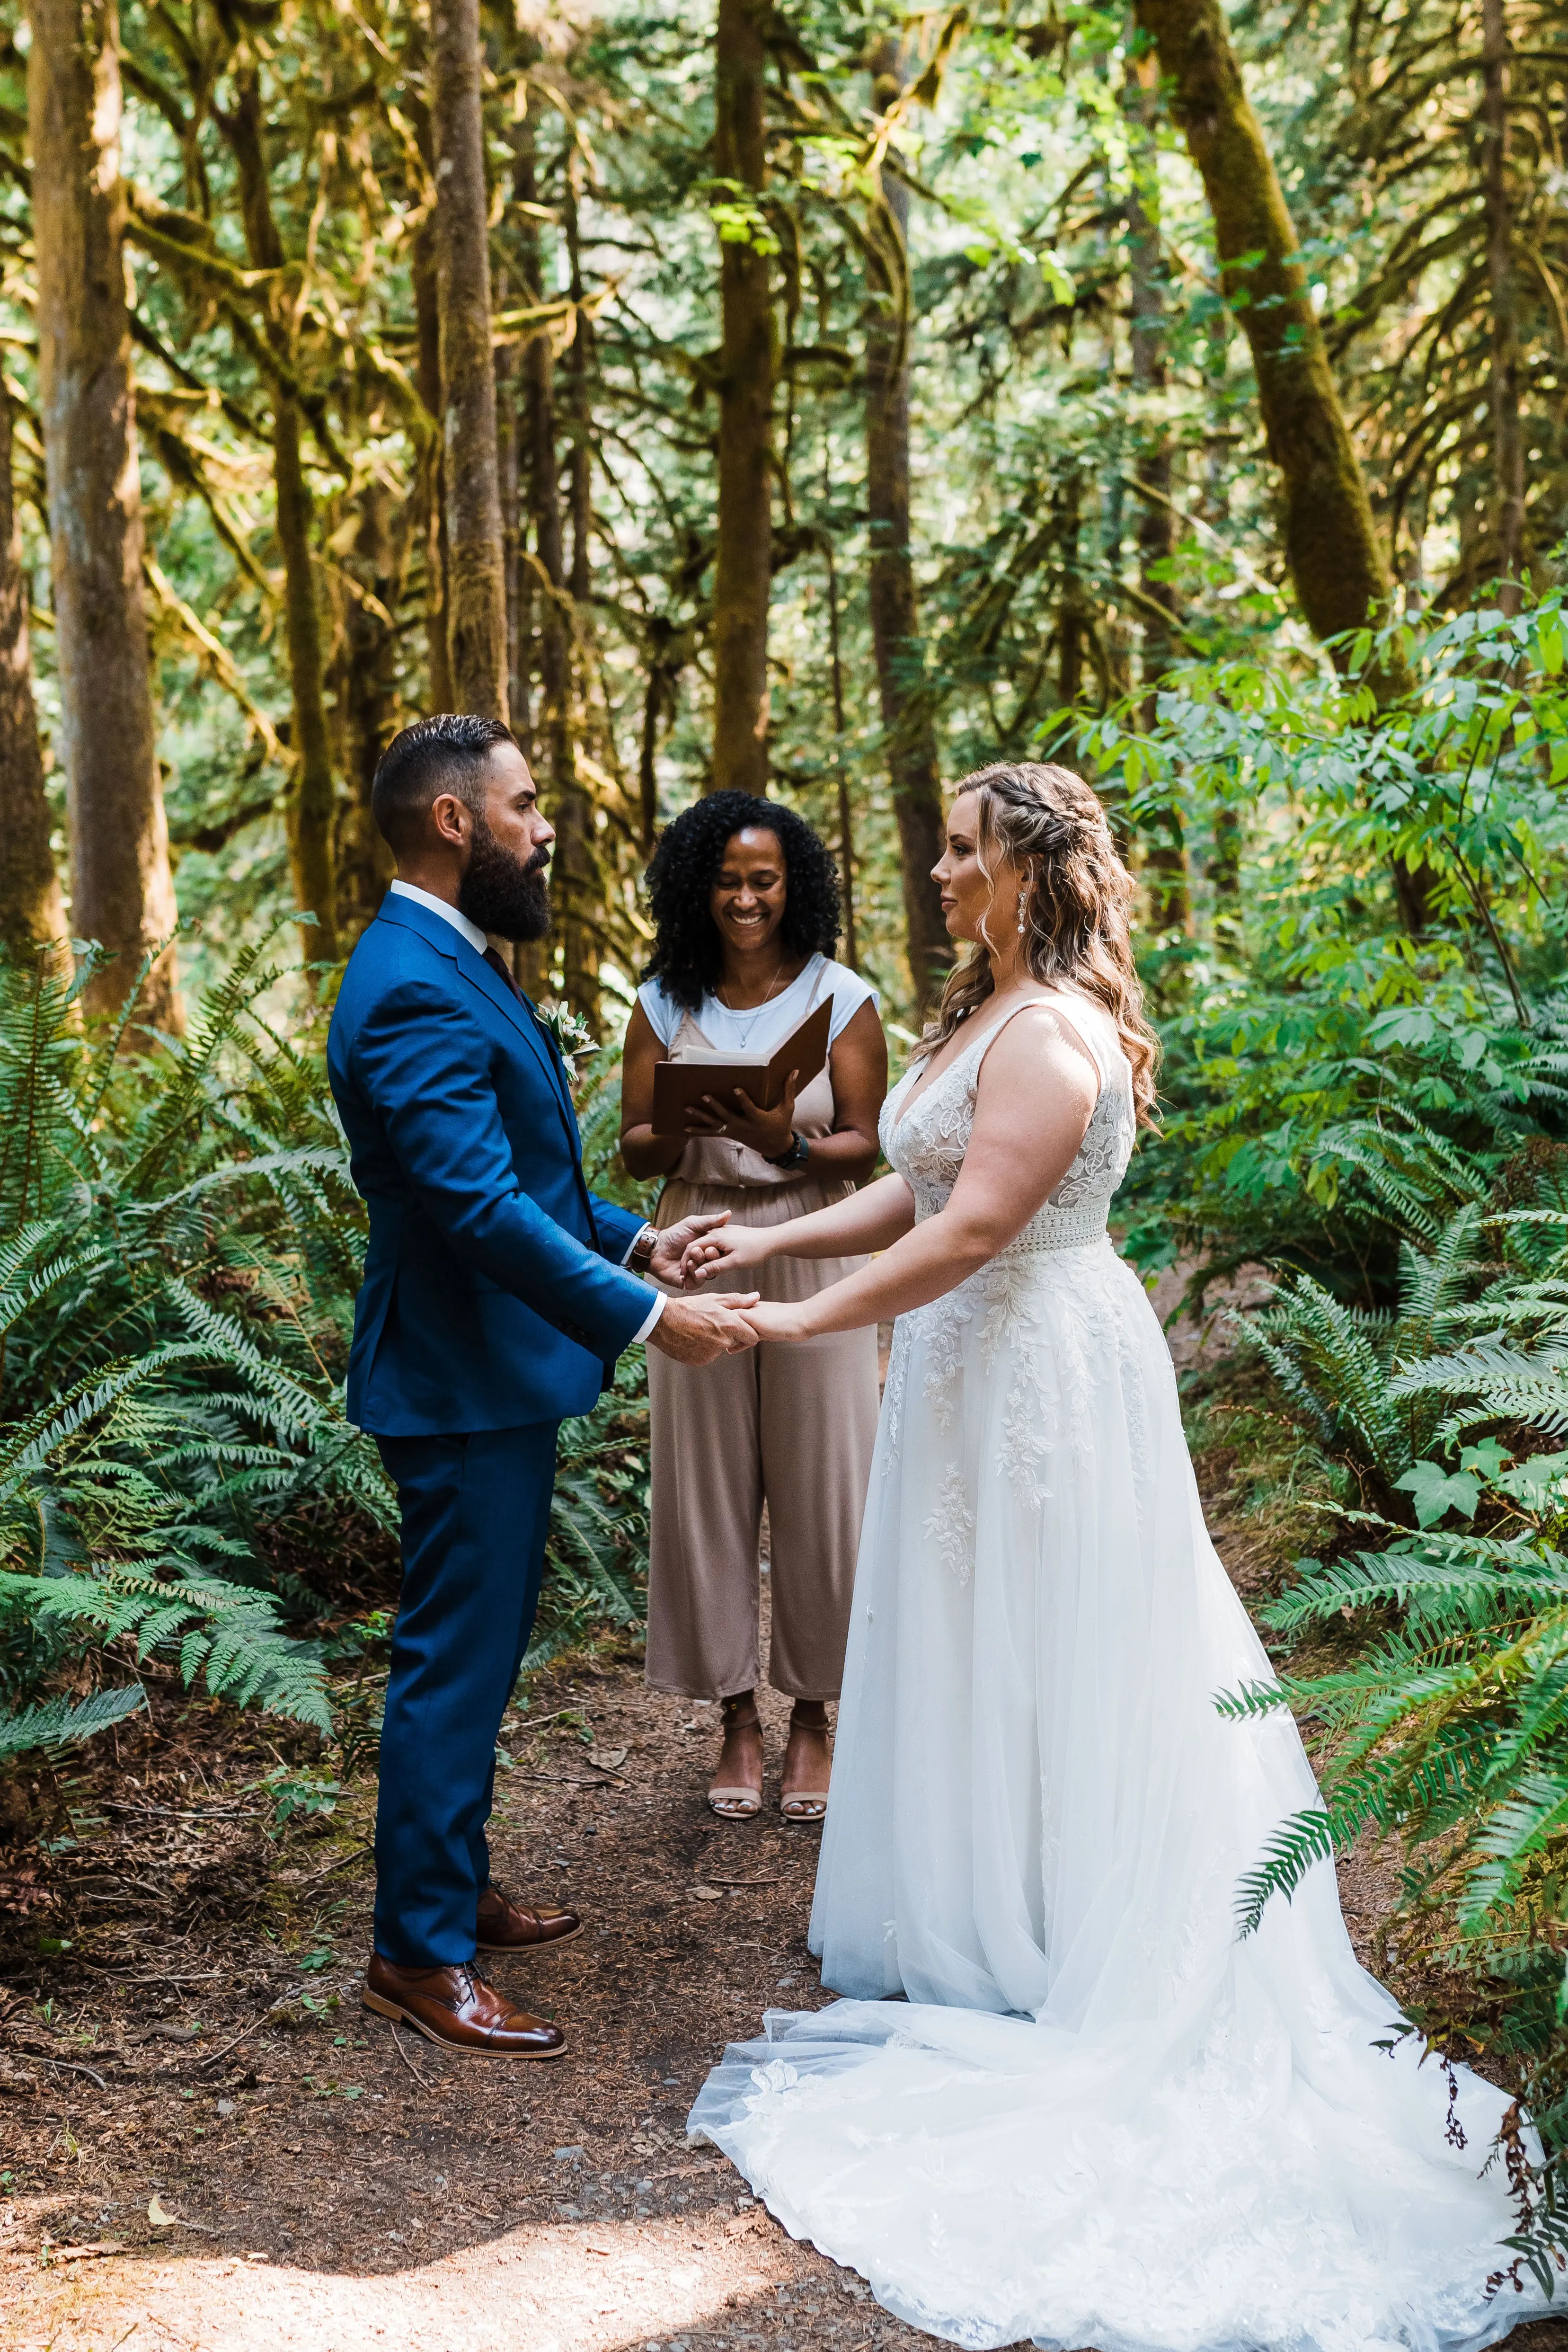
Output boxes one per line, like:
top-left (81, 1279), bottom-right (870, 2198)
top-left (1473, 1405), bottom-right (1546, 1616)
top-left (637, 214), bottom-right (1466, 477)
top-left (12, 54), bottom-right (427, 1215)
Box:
top-left (1480, 0), bottom-right (1525, 610)
top-left (558, 185), bottom-right (601, 1026)
top-left (0, 383), bottom-right (67, 961)
top-left (429, 0), bottom-right (508, 718)
top-left (224, 65), bottom-right (338, 961)
top-left (412, 217), bottom-right (454, 712)
top-left (1134, 0), bottom-right (1427, 929)
top-left (1125, 40), bottom-right (1190, 933)
top-left (709, 0), bottom-right (774, 795)
top-left (864, 48), bottom-right (949, 1011)
top-left (1132, 0), bottom-right (1406, 682)
top-left (29, 0), bottom-right (181, 1029)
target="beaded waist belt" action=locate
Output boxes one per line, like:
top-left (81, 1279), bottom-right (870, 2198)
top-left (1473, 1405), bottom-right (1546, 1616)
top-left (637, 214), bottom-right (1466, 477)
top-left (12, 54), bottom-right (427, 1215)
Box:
top-left (996, 1201), bottom-right (1112, 1255)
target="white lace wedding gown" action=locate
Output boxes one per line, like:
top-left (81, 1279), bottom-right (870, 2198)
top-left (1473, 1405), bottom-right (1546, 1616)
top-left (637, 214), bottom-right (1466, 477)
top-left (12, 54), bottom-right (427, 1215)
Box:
top-left (690, 992), bottom-right (1548, 2352)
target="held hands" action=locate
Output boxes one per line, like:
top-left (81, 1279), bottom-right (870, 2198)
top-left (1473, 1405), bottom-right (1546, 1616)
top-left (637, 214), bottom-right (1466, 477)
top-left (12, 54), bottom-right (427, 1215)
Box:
top-left (682, 1071), bottom-right (799, 1161)
top-left (643, 1209), bottom-right (733, 1289)
top-left (647, 1292), bottom-right (761, 1365)
top-left (678, 1220), bottom-right (773, 1287)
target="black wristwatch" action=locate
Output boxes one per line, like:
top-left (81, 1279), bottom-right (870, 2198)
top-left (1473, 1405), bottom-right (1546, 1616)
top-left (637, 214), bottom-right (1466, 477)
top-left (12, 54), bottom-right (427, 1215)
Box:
top-left (767, 1130), bottom-right (810, 1172)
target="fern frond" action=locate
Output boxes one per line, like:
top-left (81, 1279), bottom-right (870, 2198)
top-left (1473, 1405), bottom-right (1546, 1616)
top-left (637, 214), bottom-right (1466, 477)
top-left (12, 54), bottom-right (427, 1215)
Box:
top-left (0, 1682), bottom-right (146, 1762)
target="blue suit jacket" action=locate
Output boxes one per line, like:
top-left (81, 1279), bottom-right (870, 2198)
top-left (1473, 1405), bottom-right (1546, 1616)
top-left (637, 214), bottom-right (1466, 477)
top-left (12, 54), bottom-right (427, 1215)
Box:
top-left (327, 891), bottom-right (650, 1436)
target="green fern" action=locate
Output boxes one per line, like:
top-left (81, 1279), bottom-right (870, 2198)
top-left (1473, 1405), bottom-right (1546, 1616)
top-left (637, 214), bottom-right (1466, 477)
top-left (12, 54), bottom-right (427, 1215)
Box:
top-left (0, 1683), bottom-right (147, 1763)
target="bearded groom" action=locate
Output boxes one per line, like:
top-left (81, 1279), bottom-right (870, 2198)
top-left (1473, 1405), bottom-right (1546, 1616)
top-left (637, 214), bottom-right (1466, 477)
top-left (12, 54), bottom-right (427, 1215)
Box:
top-left (328, 715), bottom-right (758, 2058)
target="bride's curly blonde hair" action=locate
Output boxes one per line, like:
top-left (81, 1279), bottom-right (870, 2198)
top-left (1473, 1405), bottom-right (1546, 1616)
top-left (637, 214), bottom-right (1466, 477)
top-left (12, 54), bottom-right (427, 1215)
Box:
top-left (921, 760), bottom-right (1160, 1127)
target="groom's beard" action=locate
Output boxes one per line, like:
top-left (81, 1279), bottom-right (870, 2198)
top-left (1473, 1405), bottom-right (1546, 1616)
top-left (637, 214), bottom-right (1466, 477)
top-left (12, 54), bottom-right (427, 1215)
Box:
top-left (457, 819), bottom-right (551, 942)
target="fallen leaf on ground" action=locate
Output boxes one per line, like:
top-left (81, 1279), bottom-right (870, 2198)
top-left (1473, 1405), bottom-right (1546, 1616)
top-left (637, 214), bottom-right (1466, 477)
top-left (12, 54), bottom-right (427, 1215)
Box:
top-left (689, 1884), bottom-right (724, 1901)
top-left (55, 2240), bottom-right (125, 2262)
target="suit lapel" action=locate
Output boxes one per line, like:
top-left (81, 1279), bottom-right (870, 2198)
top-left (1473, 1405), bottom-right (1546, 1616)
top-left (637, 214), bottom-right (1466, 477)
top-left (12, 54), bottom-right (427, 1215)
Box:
top-left (374, 898), bottom-right (582, 1163)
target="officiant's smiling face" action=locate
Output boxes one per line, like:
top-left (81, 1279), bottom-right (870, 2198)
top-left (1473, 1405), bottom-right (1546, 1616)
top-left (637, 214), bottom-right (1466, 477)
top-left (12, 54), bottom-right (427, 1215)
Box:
top-left (709, 828), bottom-right (788, 962)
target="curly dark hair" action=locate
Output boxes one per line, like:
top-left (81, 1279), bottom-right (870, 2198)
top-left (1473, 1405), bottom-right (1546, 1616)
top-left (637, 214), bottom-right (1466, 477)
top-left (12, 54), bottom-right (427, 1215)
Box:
top-left (641, 792), bottom-right (842, 1012)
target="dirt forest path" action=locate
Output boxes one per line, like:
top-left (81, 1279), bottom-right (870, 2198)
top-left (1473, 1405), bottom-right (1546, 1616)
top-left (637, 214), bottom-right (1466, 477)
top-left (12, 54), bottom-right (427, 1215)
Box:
top-left (8, 1290), bottom-right (1568, 2352)
top-left (5, 1662), bottom-right (929, 2352)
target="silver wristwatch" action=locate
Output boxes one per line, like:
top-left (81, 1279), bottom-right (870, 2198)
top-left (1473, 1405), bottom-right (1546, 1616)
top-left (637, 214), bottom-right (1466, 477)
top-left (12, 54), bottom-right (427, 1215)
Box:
top-left (627, 1222), bottom-right (659, 1274)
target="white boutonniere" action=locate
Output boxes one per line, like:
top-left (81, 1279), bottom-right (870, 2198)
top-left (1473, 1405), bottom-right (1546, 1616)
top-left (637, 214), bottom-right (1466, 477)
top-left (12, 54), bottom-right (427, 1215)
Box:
top-left (537, 1000), bottom-right (598, 1092)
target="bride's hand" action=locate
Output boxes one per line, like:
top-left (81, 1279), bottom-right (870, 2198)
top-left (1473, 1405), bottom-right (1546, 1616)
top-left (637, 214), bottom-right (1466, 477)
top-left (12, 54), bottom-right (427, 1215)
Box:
top-left (681, 1222), bottom-right (772, 1285)
top-left (736, 1300), bottom-right (810, 1345)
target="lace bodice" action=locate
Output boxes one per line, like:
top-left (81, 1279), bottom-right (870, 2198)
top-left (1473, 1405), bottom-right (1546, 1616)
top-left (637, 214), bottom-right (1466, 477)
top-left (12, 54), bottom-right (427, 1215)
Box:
top-left (880, 993), bottom-right (1136, 1251)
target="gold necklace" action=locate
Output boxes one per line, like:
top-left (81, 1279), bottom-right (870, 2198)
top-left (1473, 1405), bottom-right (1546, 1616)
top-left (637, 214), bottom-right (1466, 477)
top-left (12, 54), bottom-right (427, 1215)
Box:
top-left (717, 951), bottom-right (789, 1047)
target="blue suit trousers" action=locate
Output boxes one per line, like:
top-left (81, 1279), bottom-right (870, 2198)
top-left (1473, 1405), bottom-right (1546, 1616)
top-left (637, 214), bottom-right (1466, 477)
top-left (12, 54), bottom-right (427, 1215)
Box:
top-left (372, 1421), bottom-right (560, 1965)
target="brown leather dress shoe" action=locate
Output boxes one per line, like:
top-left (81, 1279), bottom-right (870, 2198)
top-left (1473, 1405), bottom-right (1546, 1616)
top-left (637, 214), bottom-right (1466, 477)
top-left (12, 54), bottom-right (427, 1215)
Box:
top-left (363, 1954), bottom-right (567, 2058)
top-left (476, 1882), bottom-right (584, 1955)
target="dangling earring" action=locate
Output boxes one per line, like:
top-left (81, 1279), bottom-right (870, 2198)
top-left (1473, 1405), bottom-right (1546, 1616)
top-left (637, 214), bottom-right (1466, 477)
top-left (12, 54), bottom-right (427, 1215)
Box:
top-left (1017, 889), bottom-right (1028, 937)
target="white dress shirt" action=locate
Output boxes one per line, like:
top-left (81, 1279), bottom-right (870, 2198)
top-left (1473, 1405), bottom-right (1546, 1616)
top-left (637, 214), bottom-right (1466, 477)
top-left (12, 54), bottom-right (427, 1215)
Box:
top-left (385, 880), bottom-right (664, 1345)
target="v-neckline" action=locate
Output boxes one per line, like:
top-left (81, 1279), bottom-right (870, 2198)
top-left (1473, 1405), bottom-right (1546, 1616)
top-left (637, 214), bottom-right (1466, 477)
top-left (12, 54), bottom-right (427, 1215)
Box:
top-left (889, 1009), bottom-right (1015, 1137)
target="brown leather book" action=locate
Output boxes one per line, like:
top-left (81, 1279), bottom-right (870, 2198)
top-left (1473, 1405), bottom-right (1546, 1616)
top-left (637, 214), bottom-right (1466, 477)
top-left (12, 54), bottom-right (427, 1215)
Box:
top-left (651, 999), bottom-right (833, 1136)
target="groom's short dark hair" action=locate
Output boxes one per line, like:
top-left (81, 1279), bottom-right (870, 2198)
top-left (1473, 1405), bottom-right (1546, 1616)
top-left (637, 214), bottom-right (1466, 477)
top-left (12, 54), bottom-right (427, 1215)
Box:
top-left (372, 714), bottom-right (518, 853)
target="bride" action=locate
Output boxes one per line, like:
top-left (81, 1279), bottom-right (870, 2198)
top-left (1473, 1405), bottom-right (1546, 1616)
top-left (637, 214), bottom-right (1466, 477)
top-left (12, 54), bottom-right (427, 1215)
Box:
top-left (677, 761), bottom-right (1546, 2352)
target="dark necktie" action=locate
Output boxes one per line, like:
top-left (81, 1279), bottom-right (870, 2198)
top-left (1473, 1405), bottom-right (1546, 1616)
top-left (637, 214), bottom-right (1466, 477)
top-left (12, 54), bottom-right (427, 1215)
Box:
top-left (484, 946), bottom-right (523, 1002)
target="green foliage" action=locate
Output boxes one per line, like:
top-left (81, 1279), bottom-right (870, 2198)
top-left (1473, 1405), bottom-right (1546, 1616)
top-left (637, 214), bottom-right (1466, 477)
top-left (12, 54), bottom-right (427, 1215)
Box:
top-left (1221, 1103), bottom-right (1568, 2269)
top-left (1086, 588), bottom-right (1568, 1290)
top-left (0, 951), bottom-right (659, 1776)
top-left (0, 1683), bottom-right (147, 1766)
top-left (0, 933), bottom-right (381, 1754)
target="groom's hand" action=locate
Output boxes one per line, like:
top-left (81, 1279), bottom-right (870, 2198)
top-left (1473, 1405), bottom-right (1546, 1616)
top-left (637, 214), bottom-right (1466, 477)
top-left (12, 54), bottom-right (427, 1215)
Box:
top-left (648, 1293), bottom-right (761, 1366)
top-left (645, 1210), bottom-right (730, 1290)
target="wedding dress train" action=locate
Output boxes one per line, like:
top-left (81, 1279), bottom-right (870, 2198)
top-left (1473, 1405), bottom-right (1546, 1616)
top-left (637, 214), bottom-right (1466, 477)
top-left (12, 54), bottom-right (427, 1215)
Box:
top-left (689, 993), bottom-right (1547, 2352)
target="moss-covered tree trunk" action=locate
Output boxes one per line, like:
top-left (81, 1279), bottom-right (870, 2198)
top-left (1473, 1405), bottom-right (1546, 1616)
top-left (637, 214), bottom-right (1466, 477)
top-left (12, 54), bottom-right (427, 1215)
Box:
top-left (0, 384), bottom-right (68, 964)
top-left (430, 0), bottom-right (508, 719)
top-left (333, 483), bottom-right (398, 949)
top-left (558, 189), bottom-right (600, 1029)
top-left (413, 219), bottom-right (453, 711)
top-left (709, 0), bottom-right (773, 796)
top-left (865, 56), bottom-right (949, 1012)
top-left (1481, 0), bottom-right (1525, 612)
top-left (1133, 0), bottom-right (1403, 667)
top-left (1126, 41), bottom-right (1190, 933)
top-left (29, 0), bottom-right (181, 1029)
top-left (1133, 0), bottom-right (1424, 927)
top-left (228, 68), bottom-right (337, 961)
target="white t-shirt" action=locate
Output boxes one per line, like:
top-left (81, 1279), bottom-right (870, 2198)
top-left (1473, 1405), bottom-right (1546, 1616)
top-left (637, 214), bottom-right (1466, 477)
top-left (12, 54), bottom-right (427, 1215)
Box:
top-left (638, 954), bottom-right (878, 1058)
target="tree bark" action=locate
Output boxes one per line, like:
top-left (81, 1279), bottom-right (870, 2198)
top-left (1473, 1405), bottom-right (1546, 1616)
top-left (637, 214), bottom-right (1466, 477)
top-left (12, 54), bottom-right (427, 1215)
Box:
top-left (865, 62), bottom-right (949, 1012)
top-left (709, 0), bottom-right (773, 796)
top-left (1133, 0), bottom-right (1426, 929)
top-left (1132, 0), bottom-right (1405, 680)
top-left (29, 0), bottom-right (181, 1029)
top-left (413, 220), bottom-right (453, 710)
top-left (0, 383), bottom-right (68, 963)
top-left (225, 69), bottom-right (337, 960)
top-left (1481, 0), bottom-right (1524, 612)
top-left (557, 188), bottom-right (600, 1027)
top-left (430, 0), bottom-right (507, 719)
top-left (1126, 40), bottom-right (1190, 933)
top-left (495, 319), bottom-right (521, 728)
top-left (823, 508), bottom-right (858, 973)
top-left (333, 483), bottom-right (398, 949)
top-left (523, 254), bottom-right (573, 983)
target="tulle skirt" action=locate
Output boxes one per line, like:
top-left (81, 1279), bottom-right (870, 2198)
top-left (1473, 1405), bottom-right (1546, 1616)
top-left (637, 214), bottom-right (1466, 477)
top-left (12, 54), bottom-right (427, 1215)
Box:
top-left (689, 1237), bottom-right (1548, 2352)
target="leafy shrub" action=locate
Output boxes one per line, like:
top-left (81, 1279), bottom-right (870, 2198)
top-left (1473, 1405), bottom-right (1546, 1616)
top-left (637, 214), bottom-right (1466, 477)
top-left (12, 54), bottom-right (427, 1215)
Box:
top-left (0, 941), bottom-right (655, 1772)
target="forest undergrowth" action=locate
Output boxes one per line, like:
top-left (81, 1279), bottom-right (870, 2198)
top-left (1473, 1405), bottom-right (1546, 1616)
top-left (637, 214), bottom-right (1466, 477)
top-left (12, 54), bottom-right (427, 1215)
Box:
top-left (9, 584), bottom-right (1568, 2290)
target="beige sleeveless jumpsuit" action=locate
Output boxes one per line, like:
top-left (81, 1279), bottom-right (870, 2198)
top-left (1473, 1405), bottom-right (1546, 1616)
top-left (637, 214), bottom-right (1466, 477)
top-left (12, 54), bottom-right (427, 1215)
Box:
top-left (644, 974), bottom-right (880, 1701)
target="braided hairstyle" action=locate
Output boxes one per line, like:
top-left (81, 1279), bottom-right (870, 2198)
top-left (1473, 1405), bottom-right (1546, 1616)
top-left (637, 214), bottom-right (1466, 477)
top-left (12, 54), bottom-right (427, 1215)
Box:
top-left (923, 760), bottom-right (1160, 1126)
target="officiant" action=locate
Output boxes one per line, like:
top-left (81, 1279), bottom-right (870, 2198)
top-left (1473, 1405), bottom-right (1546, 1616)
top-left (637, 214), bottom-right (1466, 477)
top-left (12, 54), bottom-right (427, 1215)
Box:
top-left (620, 792), bottom-right (886, 1825)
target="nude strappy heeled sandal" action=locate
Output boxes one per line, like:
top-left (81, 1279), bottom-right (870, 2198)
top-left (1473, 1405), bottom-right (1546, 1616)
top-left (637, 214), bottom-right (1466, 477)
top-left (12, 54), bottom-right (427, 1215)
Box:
top-left (780, 1707), bottom-right (831, 1824)
top-left (708, 1698), bottom-right (763, 1820)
